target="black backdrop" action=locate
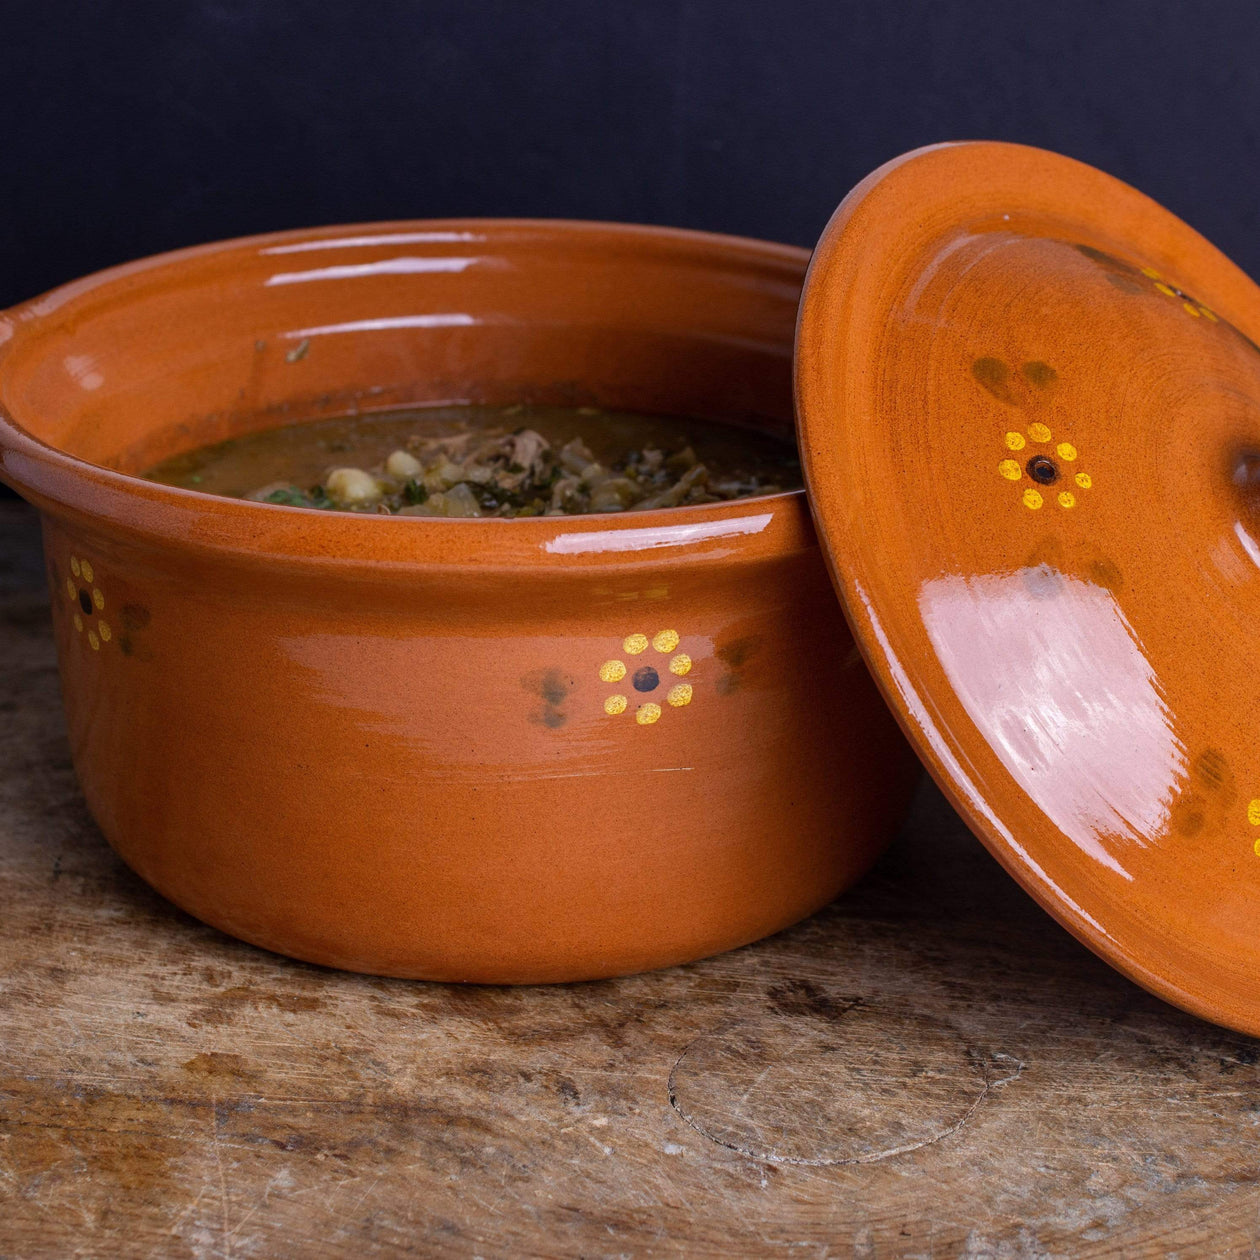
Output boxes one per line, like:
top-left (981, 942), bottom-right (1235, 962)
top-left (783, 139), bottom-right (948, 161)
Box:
top-left (2, 0), bottom-right (1258, 306)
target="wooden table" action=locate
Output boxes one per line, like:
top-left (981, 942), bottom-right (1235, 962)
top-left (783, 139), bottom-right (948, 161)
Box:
top-left (1, 496), bottom-right (1256, 1258)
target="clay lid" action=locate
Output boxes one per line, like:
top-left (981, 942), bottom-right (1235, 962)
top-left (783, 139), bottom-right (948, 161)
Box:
top-left (796, 141), bottom-right (1260, 1034)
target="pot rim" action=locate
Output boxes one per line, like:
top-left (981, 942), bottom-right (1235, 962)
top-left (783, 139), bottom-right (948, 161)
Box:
top-left (0, 218), bottom-right (815, 572)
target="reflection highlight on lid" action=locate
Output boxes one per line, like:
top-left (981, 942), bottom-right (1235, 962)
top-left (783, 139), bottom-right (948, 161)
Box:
top-left (854, 578), bottom-right (1112, 939)
top-left (919, 566), bottom-right (1182, 876)
top-left (1233, 520), bottom-right (1260, 574)
top-left (63, 354), bottom-right (104, 391)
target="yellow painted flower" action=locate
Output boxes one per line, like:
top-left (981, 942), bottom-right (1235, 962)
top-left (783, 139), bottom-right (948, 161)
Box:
top-left (997, 423), bottom-right (1092, 511)
top-left (1248, 798), bottom-right (1260, 856)
top-left (64, 554), bottom-right (113, 651)
top-left (600, 629), bottom-right (693, 725)
top-left (1140, 266), bottom-right (1219, 322)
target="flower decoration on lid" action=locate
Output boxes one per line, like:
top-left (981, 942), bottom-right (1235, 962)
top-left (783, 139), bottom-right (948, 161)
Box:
top-left (600, 629), bottom-right (693, 725)
top-left (1139, 265), bottom-right (1219, 322)
top-left (1248, 798), bottom-right (1260, 857)
top-left (997, 423), bottom-right (1092, 511)
top-left (1075, 243), bottom-right (1221, 324)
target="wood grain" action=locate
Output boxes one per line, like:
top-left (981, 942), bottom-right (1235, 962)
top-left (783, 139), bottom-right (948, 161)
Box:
top-left (1, 497), bottom-right (1257, 1257)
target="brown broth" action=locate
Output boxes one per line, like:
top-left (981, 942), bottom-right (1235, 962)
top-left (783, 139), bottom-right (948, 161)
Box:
top-left (144, 404), bottom-right (802, 517)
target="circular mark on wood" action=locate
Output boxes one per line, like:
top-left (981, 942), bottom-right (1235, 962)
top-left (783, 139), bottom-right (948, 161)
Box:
top-left (668, 1000), bottom-right (1016, 1166)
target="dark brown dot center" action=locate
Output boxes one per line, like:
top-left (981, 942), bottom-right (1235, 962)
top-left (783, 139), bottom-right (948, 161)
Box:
top-left (1027, 456), bottom-right (1059, 485)
top-left (78, 589), bottom-right (93, 615)
top-left (632, 666), bottom-right (660, 693)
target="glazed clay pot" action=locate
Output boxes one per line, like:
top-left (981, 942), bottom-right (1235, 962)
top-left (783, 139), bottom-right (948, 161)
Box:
top-left (0, 221), bottom-right (916, 981)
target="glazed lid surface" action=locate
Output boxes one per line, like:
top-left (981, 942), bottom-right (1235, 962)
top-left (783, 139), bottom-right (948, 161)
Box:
top-left (796, 141), bottom-right (1260, 1034)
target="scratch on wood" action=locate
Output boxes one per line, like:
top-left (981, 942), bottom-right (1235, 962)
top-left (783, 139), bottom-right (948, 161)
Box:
top-left (666, 1033), bottom-right (1025, 1168)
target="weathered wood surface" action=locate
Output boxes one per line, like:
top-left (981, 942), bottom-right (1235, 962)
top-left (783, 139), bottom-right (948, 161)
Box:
top-left (1, 496), bottom-right (1258, 1258)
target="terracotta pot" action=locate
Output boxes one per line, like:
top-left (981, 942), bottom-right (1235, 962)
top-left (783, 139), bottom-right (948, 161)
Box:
top-left (0, 220), bottom-right (916, 981)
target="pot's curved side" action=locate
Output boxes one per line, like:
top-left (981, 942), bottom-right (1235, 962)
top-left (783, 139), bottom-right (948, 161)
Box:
top-left (46, 514), bottom-right (915, 980)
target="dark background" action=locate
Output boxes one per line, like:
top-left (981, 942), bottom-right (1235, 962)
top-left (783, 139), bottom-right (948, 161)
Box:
top-left (3, 0), bottom-right (1259, 311)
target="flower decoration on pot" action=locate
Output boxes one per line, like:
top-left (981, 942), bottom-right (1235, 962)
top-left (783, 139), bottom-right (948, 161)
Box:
top-left (599, 629), bottom-right (693, 725)
top-left (64, 555), bottom-right (113, 651)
